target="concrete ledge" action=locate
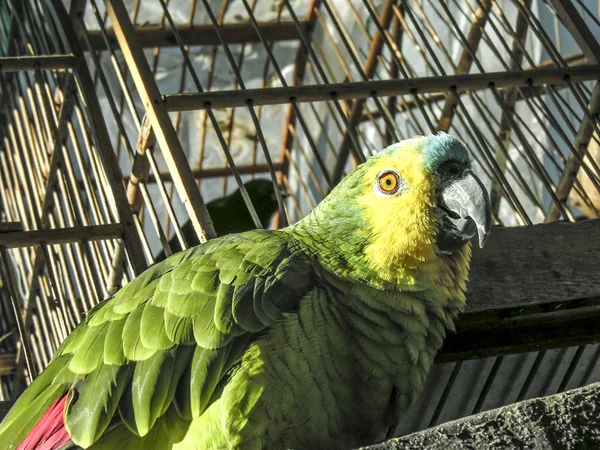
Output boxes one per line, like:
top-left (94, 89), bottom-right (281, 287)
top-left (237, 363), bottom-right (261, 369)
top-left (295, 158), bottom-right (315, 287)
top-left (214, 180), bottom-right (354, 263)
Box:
top-left (363, 381), bottom-right (600, 449)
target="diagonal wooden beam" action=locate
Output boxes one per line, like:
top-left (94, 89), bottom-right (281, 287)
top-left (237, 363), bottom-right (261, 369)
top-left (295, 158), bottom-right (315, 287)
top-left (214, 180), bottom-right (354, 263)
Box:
top-left (104, 0), bottom-right (216, 243)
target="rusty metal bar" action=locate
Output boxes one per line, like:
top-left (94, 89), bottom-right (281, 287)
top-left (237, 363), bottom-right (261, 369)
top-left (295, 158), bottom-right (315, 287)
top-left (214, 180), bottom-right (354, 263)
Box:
top-left (332, 0), bottom-right (396, 184)
top-left (0, 248), bottom-right (36, 383)
top-left (157, 0), bottom-right (266, 231)
top-left (547, 0), bottom-right (600, 63)
top-left (85, 20), bottom-right (309, 49)
top-left (282, 0), bottom-right (365, 165)
top-left (488, 0), bottom-right (533, 215)
top-left (454, 89), bottom-right (533, 224)
top-left (45, 0), bottom-right (148, 275)
top-left (357, 51), bottom-right (587, 123)
top-left (163, 64), bottom-right (600, 110)
top-left (363, 0), bottom-right (436, 134)
top-left (0, 225), bottom-right (124, 247)
top-left (384, 9), bottom-right (403, 143)
top-left (278, 0), bottom-right (321, 207)
top-left (141, 162), bottom-right (287, 183)
top-left (0, 55), bottom-right (76, 72)
top-left (437, 0), bottom-right (492, 131)
top-left (237, 0), bottom-right (331, 205)
top-left (545, 0), bottom-right (600, 222)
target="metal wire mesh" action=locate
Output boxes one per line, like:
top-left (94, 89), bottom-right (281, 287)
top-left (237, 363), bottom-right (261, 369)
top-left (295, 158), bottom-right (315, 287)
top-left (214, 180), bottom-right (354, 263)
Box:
top-left (1, 0), bottom-right (599, 436)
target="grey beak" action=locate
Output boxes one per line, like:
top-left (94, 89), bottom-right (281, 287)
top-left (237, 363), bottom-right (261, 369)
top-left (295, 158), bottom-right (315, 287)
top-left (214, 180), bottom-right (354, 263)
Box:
top-left (436, 170), bottom-right (492, 254)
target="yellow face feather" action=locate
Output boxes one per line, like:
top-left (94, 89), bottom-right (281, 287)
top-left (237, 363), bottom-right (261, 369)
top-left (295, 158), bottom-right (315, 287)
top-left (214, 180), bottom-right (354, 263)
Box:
top-left (356, 138), bottom-right (470, 300)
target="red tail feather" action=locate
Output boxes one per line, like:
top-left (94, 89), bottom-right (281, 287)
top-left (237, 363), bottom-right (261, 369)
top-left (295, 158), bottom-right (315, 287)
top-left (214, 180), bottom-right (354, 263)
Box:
top-left (17, 395), bottom-right (71, 450)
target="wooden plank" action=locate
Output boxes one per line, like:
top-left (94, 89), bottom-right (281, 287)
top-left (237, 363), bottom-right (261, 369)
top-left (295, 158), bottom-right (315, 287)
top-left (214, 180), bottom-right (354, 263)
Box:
top-left (86, 21), bottom-right (309, 49)
top-left (465, 219), bottom-right (600, 316)
top-left (439, 308), bottom-right (600, 361)
top-left (436, 218), bottom-right (600, 361)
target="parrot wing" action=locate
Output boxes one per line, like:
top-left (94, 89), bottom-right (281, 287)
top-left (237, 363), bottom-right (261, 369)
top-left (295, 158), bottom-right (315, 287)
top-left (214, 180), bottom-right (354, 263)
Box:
top-left (0, 230), bottom-right (314, 448)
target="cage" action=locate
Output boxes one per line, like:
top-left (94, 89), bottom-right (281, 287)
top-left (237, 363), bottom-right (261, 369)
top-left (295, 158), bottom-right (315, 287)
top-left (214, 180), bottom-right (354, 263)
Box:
top-left (1, 0), bottom-right (600, 440)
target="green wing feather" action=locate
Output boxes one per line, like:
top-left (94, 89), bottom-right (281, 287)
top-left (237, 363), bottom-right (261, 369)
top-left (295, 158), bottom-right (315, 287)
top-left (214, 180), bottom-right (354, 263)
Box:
top-left (66, 363), bottom-right (134, 447)
top-left (0, 230), bottom-right (314, 448)
top-left (0, 355), bottom-right (71, 446)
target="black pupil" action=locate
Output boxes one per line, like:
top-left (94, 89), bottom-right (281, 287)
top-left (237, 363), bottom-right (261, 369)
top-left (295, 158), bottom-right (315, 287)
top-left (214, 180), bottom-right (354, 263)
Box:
top-left (385, 179), bottom-right (392, 185)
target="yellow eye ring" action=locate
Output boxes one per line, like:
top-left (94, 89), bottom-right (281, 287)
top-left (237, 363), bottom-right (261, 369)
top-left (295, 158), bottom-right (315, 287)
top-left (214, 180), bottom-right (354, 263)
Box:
top-left (376, 169), bottom-right (404, 195)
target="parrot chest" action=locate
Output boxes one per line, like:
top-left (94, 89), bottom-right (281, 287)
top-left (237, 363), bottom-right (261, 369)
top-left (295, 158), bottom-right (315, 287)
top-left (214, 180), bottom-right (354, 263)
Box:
top-left (228, 282), bottom-right (459, 449)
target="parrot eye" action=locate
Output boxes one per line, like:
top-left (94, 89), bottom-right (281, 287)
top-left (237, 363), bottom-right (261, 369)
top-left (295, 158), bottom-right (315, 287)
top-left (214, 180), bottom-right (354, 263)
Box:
top-left (375, 169), bottom-right (406, 196)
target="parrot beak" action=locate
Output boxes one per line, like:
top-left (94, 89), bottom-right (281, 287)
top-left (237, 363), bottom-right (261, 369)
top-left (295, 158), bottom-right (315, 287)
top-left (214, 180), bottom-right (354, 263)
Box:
top-left (435, 170), bottom-right (492, 255)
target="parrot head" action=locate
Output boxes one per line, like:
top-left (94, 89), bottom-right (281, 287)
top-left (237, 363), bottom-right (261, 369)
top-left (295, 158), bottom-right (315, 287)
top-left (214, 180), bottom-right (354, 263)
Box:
top-left (296, 132), bottom-right (491, 287)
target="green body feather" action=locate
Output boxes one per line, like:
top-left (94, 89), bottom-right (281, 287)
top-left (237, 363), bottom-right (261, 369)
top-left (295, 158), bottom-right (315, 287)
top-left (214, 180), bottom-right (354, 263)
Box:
top-left (0, 135), bottom-right (484, 449)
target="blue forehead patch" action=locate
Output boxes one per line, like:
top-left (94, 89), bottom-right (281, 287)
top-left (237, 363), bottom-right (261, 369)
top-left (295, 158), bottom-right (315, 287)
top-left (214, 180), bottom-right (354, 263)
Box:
top-left (420, 132), bottom-right (471, 173)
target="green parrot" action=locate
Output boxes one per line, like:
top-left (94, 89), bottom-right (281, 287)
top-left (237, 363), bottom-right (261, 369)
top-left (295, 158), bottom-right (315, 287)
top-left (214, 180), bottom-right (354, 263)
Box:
top-left (0, 133), bottom-right (491, 449)
top-left (155, 179), bottom-right (288, 262)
